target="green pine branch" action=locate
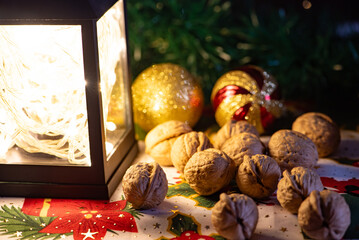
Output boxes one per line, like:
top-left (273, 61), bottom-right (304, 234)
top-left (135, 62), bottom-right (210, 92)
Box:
top-left (120, 196), bottom-right (143, 220)
top-left (127, 0), bottom-right (241, 101)
top-left (0, 205), bottom-right (71, 240)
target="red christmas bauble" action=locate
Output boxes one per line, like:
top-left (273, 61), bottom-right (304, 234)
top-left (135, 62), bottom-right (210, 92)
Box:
top-left (211, 65), bottom-right (283, 134)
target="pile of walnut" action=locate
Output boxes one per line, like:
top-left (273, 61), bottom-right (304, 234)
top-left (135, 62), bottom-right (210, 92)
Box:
top-left (122, 113), bottom-right (350, 240)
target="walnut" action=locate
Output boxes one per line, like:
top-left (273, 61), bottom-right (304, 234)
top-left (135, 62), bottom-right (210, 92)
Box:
top-left (184, 148), bottom-right (236, 195)
top-left (268, 129), bottom-right (318, 172)
top-left (298, 190), bottom-right (351, 240)
top-left (171, 131), bottom-right (213, 173)
top-left (277, 167), bottom-right (324, 214)
top-left (221, 132), bottom-right (265, 167)
top-left (292, 112), bottom-right (341, 157)
top-left (214, 120), bottom-right (259, 149)
top-left (145, 120), bottom-right (192, 166)
top-left (211, 193), bottom-right (258, 240)
top-left (122, 162), bottom-right (168, 209)
top-left (236, 154), bottom-right (281, 199)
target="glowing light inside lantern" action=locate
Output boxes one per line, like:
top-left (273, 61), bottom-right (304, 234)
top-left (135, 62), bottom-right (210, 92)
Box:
top-left (97, 0), bottom-right (128, 158)
top-left (0, 1), bottom-right (127, 165)
top-left (105, 142), bottom-right (114, 154)
top-left (106, 122), bottom-right (117, 132)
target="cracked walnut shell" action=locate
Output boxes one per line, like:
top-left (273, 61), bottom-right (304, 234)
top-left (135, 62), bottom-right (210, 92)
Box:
top-left (220, 132), bottom-right (265, 167)
top-left (298, 190), bottom-right (351, 240)
top-left (277, 166), bottom-right (324, 214)
top-left (268, 129), bottom-right (318, 172)
top-left (171, 131), bottom-right (213, 173)
top-left (211, 193), bottom-right (258, 240)
top-left (236, 154), bottom-right (281, 199)
top-left (213, 120), bottom-right (259, 149)
top-left (122, 162), bottom-right (168, 209)
top-left (184, 148), bottom-right (236, 196)
top-left (292, 112), bottom-right (340, 157)
top-left (145, 120), bottom-right (192, 166)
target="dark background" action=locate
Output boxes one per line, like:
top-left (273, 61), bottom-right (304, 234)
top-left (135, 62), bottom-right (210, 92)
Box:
top-left (127, 0), bottom-right (359, 130)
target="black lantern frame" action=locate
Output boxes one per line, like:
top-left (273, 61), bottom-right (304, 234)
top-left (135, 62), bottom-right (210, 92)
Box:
top-left (0, 0), bottom-right (138, 199)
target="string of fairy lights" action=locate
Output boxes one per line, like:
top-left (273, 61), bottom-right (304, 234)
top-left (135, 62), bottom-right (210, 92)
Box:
top-left (0, 1), bottom-right (125, 165)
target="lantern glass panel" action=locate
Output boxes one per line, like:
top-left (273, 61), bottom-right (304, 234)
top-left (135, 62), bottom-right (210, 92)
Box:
top-left (97, 0), bottom-right (130, 158)
top-left (0, 25), bottom-right (91, 166)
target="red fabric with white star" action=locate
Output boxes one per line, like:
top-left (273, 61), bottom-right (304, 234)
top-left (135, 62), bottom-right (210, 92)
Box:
top-left (22, 199), bottom-right (138, 240)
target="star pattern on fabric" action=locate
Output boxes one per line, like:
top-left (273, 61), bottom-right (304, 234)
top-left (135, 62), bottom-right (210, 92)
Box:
top-left (153, 223), bottom-right (161, 229)
top-left (81, 229), bottom-right (98, 240)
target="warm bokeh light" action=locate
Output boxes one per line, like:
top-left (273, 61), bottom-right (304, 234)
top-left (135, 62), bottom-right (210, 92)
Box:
top-left (302, 0), bottom-right (312, 10)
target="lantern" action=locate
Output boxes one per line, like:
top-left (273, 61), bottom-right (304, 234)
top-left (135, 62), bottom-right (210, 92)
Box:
top-left (0, 0), bottom-right (138, 199)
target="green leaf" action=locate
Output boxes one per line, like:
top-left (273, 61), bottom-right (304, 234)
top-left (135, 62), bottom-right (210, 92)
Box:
top-left (168, 213), bottom-right (199, 236)
top-left (192, 195), bottom-right (219, 209)
top-left (210, 234), bottom-right (227, 240)
top-left (107, 229), bottom-right (119, 235)
top-left (343, 194), bottom-right (359, 239)
top-left (134, 123), bottom-right (147, 140)
top-left (0, 205), bottom-right (72, 240)
top-left (331, 158), bottom-right (358, 166)
top-left (167, 180), bottom-right (239, 209)
top-left (167, 182), bottom-right (197, 198)
top-left (157, 237), bottom-right (170, 240)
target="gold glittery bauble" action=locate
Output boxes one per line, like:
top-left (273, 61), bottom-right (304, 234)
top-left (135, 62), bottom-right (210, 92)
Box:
top-left (132, 63), bottom-right (204, 132)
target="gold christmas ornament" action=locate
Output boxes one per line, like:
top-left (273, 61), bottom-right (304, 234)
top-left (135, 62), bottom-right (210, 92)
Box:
top-left (211, 65), bottom-right (283, 134)
top-left (132, 63), bottom-right (204, 132)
